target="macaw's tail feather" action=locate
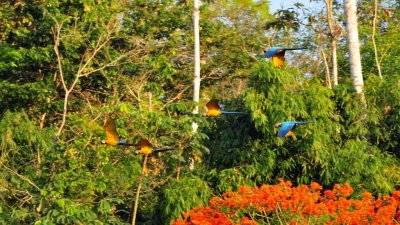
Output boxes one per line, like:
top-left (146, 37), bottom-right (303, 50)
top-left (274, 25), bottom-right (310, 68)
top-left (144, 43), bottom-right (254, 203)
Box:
top-left (153, 148), bottom-right (175, 153)
top-left (135, 148), bottom-right (175, 155)
top-left (221, 111), bottom-right (249, 115)
top-left (294, 121), bottom-right (309, 124)
top-left (120, 143), bottom-right (139, 146)
top-left (284, 47), bottom-right (307, 51)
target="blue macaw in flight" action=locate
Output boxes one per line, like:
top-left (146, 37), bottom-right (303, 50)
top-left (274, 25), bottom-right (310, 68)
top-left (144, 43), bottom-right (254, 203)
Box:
top-left (274, 121), bottom-right (309, 138)
top-left (264, 47), bottom-right (306, 68)
top-left (101, 118), bottom-right (137, 146)
top-left (204, 99), bottom-right (249, 117)
top-left (135, 139), bottom-right (175, 155)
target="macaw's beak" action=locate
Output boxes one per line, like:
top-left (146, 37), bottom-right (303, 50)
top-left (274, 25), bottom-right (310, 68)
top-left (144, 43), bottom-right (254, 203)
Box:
top-left (101, 140), bottom-right (106, 144)
top-left (264, 47), bottom-right (269, 53)
top-left (274, 123), bottom-right (281, 127)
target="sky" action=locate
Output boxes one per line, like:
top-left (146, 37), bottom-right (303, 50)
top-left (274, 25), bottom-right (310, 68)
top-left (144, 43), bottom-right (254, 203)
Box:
top-left (270, 0), bottom-right (323, 13)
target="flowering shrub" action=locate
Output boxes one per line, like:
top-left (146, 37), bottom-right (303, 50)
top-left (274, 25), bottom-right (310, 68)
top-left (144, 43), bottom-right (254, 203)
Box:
top-left (173, 179), bottom-right (400, 225)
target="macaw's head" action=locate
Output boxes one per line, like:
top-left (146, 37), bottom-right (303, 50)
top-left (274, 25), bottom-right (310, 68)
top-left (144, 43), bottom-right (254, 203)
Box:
top-left (274, 123), bottom-right (282, 128)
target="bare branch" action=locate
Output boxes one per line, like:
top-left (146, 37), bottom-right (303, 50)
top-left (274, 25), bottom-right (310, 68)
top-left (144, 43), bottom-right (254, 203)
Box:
top-left (1, 163), bottom-right (41, 191)
top-left (48, 11), bottom-right (133, 136)
top-left (320, 49), bottom-right (332, 88)
top-left (79, 51), bottom-right (134, 77)
top-left (160, 84), bottom-right (192, 110)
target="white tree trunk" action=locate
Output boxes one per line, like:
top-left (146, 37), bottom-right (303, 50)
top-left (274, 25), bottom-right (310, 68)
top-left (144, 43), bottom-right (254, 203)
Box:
top-left (332, 40), bottom-right (338, 86)
top-left (344, 0), bottom-right (365, 100)
top-left (192, 0), bottom-right (201, 132)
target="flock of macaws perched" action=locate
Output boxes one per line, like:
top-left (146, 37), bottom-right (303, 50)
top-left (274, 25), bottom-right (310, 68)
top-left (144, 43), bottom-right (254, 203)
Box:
top-left (101, 47), bottom-right (308, 154)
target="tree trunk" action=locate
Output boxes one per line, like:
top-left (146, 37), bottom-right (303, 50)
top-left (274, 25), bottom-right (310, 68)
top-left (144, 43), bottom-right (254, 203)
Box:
top-left (344, 0), bottom-right (366, 106)
top-left (332, 39), bottom-right (338, 86)
top-left (325, 0), bottom-right (339, 86)
top-left (372, 0), bottom-right (383, 79)
top-left (189, 0), bottom-right (201, 171)
top-left (320, 49), bottom-right (332, 88)
top-left (192, 0), bottom-right (201, 132)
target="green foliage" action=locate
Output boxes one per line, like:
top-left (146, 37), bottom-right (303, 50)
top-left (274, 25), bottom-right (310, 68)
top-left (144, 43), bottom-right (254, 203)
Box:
top-left (0, 80), bottom-right (53, 114)
top-left (0, 110), bottom-right (53, 169)
top-left (267, 8), bottom-right (301, 32)
top-left (204, 61), bottom-right (399, 196)
top-left (1, 0), bottom-right (400, 224)
top-left (0, 110), bottom-right (144, 224)
top-left (157, 175), bottom-right (212, 224)
top-left (330, 140), bottom-right (399, 194)
top-left (245, 62), bottom-right (340, 184)
top-left (363, 75), bottom-right (400, 156)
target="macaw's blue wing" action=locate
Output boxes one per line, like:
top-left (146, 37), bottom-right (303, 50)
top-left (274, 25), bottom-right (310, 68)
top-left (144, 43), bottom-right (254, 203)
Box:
top-left (277, 121), bottom-right (309, 137)
top-left (278, 122), bottom-right (297, 137)
top-left (264, 47), bottom-right (307, 68)
top-left (264, 47), bottom-right (285, 58)
top-left (264, 47), bottom-right (307, 58)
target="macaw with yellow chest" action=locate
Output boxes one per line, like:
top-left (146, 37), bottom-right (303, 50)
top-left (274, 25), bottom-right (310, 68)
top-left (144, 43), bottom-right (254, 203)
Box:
top-left (204, 99), bottom-right (249, 117)
top-left (274, 121), bottom-right (309, 138)
top-left (101, 119), bottom-right (137, 146)
top-left (264, 47), bottom-right (306, 68)
top-left (101, 119), bottom-right (175, 155)
top-left (135, 139), bottom-right (175, 156)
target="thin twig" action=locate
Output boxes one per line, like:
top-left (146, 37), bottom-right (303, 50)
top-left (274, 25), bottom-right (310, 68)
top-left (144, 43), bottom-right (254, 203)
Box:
top-left (132, 155), bottom-right (148, 225)
top-left (320, 49), bottom-right (332, 88)
top-left (1, 164), bottom-right (41, 191)
top-left (48, 10), bottom-right (133, 136)
top-left (160, 84), bottom-right (192, 110)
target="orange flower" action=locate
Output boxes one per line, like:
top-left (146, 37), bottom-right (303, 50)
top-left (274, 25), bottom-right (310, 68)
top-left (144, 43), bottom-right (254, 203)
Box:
top-left (236, 217), bottom-right (258, 225)
top-left (173, 179), bottom-right (400, 225)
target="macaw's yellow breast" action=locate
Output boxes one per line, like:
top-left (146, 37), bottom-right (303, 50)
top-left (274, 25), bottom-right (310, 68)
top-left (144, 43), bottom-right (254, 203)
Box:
top-left (205, 99), bottom-right (222, 117)
top-left (206, 109), bottom-right (222, 117)
top-left (272, 55), bottom-right (285, 68)
top-left (286, 130), bottom-right (295, 138)
top-left (139, 139), bottom-right (153, 155)
top-left (106, 139), bottom-right (119, 146)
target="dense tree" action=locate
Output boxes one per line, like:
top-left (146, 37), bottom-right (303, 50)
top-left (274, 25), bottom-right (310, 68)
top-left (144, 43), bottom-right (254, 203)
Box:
top-left (1, 0), bottom-right (399, 224)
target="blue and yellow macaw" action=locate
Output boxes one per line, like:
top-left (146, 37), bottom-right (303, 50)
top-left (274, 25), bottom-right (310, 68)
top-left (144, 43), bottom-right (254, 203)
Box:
top-left (101, 119), bottom-right (137, 146)
top-left (204, 99), bottom-right (249, 117)
top-left (264, 47), bottom-right (306, 68)
top-left (135, 139), bottom-right (175, 155)
top-left (274, 121), bottom-right (309, 138)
